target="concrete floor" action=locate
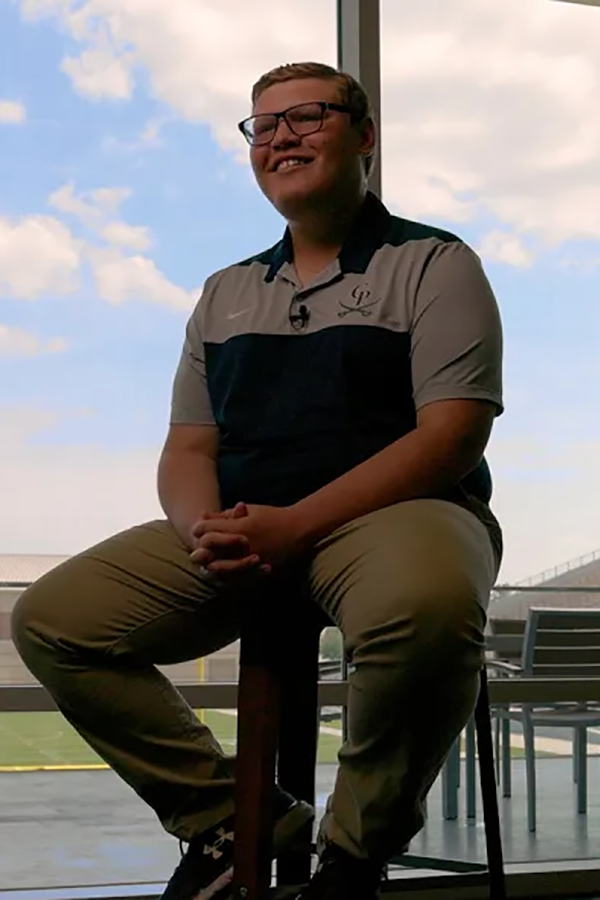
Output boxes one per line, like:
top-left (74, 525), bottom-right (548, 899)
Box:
top-left (0, 757), bottom-right (598, 892)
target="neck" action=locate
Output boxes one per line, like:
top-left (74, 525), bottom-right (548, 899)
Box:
top-left (287, 188), bottom-right (367, 261)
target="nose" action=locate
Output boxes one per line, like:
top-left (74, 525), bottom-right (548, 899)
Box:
top-left (271, 115), bottom-right (301, 149)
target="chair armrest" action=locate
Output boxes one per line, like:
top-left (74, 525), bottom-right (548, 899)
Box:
top-left (485, 659), bottom-right (522, 677)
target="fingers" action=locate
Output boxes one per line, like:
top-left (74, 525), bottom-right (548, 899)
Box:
top-left (197, 555), bottom-right (272, 583)
top-left (191, 532), bottom-right (250, 562)
top-left (190, 531), bottom-right (262, 568)
top-left (199, 502), bottom-right (248, 522)
top-left (190, 523), bottom-right (270, 582)
top-left (203, 555), bottom-right (260, 575)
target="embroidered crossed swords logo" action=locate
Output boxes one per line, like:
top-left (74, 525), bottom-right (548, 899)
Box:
top-left (338, 283), bottom-right (381, 318)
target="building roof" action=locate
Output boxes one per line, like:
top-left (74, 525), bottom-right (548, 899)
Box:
top-left (490, 550), bottom-right (600, 619)
top-left (0, 554), bottom-right (69, 587)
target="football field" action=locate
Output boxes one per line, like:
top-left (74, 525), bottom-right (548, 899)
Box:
top-left (0, 710), bottom-right (343, 770)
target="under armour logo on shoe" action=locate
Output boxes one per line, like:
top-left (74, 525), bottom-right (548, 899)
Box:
top-left (203, 827), bottom-right (234, 860)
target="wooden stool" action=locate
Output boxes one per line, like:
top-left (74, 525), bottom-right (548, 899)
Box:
top-left (231, 602), bottom-right (506, 900)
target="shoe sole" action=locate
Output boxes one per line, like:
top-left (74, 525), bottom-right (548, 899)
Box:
top-left (194, 800), bottom-right (315, 900)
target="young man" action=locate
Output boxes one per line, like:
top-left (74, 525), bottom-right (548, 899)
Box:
top-left (12, 62), bottom-right (503, 900)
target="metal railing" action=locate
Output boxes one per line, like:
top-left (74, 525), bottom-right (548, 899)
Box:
top-left (1, 676), bottom-right (600, 714)
top-left (504, 550), bottom-right (600, 588)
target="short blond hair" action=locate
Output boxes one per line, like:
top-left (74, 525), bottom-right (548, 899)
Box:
top-left (251, 61), bottom-right (375, 175)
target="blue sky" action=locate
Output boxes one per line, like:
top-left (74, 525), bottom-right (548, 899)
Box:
top-left (2, 0), bottom-right (600, 580)
top-left (0, 1), bottom-right (285, 449)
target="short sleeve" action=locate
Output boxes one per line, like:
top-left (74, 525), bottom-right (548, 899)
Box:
top-left (410, 242), bottom-right (504, 415)
top-left (169, 287), bottom-right (216, 426)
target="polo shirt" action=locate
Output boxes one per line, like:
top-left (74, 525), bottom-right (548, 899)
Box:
top-left (170, 191), bottom-right (503, 513)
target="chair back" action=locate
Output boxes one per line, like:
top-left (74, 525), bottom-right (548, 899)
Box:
top-left (487, 617), bottom-right (526, 664)
top-left (522, 607), bottom-right (600, 679)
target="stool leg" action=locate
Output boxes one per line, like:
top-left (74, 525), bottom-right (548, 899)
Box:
top-left (232, 646), bottom-right (281, 900)
top-left (475, 669), bottom-right (507, 900)
top-left (276, 625), bottom-right (321, 888)
top-left (442, 738), bottom-right (460, 820)
top-left (466, 717), bottom-right (477, 820)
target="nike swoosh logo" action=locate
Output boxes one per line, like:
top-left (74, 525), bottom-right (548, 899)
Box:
top-left (227, 306), bottom-right (255, 320)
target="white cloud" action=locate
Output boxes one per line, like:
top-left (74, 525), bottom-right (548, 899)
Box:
top-left (61, 45), bottom-right (134, 100)
top-left (477, 230), bottom-right (533, 268)
top-left (488, 433), bottom-right (600, 582)
top-left (17, 0), bottom-right (336, 155)
top-left (49, 183), bottom-right (131, 227)
top-left (89, 246), bottom-right (195, 309)
top-left (48, 183), bottom-right (100, 225)
top-left (0, 406), bottom-right (162, 554)
top-left (379, 0), bottom-right (600, 250)
top-left (89, 186), bottom-right (132, 215)
top-left (0, 183), bottom-right (191, 309)
top-left (0, 323), bottom-right (67, 356)
top-left (103, 116), bottom-right (166, 154)
top-left (0, 100), bottom-right (26, 124)
top-left (48, 182), bottom-right (189, 306)
top-left (100, 220), bottom-right (152, 251)
top-left (17, 0), bottom-right (600, 259)
top-left (140, 117), bottom-right (162, 145)
top-left (0, 214), bottom-right (81, 299)
top-left (559, 253), bottom-right (600, 273)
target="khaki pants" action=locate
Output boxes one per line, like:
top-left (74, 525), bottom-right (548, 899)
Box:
top-left (11, 498), bottom-right (500, 862)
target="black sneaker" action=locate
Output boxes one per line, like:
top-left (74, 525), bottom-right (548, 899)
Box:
top-left (160, 787), bottom-right (314, 900)
top-left (295, 842), bottom-right (384, 899)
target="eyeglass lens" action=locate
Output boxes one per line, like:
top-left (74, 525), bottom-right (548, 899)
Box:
top-left (247, 103), bottom-right (324, 144)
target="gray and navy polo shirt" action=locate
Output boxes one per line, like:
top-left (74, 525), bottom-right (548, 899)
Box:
top-left (170, 192), bottom-right (503, 512)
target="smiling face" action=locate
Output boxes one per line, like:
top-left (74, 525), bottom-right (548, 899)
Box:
top-left (248, 77), bottom-right (374, 220)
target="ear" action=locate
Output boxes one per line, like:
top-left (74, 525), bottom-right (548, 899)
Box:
top-left (359, 117), bottom-right (376, 157)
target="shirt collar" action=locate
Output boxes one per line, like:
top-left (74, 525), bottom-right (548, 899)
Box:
top-left (265, 191), bottom-right (392, 282)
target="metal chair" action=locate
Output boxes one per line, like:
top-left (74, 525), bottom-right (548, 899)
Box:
top-left (231, 600), bottom-right (506, 899)
top-left (487, 617), bottom-right (527, 796)
top-left (443, 618), bottom-right (527, 823)
top-left (491, 607), bottom-right (600, 832)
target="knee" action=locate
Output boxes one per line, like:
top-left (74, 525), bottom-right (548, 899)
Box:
top-left (414, 578), bottom-right (486, 671)
top-left (417, 572), bottom-right (486, 641)
top-left (345, 575), bottom-right (486, 671)
top-left (11, 577), bottom-right (62, 674)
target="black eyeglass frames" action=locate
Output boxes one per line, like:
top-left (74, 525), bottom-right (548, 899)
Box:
top-left (238, 101), bottom-right (351, 146)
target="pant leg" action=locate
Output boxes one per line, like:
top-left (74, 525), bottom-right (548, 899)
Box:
top-left (11, 518), bottom-right (245, 841)
top-left (309, 498), bottom-right (499, 862)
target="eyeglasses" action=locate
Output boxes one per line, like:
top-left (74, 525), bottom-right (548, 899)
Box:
top-left (238, 101), bottom-right (351, 146)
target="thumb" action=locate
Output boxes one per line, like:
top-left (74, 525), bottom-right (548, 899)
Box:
top-left (201, 503), bottom-right (248, 521)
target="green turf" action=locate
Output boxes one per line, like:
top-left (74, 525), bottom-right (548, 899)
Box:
top-left (0, 711), bottom-right (550, 769)
top-left (0, 710), bottom-right (342, 768)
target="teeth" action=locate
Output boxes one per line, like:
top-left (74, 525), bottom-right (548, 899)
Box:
top-left (278, 158), bottom-right (306, 171)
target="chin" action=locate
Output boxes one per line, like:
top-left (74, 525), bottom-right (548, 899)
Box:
top-left (265, 178), bottom-right (332, 218)
top-left (271, 190), bottom-right (316, 217)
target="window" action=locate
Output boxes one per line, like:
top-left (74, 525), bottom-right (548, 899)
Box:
top-left (0, 0), bottom-right (337, 890)
top-left (381, 0), bottom-right (600, 868)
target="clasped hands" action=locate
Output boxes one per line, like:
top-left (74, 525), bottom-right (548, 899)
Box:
top-left (189, 501), bottom-right (308, 582)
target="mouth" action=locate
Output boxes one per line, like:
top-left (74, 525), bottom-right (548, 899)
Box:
top-left (273, 157), bottom-right (314, 173)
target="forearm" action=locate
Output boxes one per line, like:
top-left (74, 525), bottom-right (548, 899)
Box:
top-left (291, 424), bottom-right (483, 545)
top-left (157, 450), bottom-right (222, 548)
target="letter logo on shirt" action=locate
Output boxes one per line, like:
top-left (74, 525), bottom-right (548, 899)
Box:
top-left (338, 284), bottom-right (381, 318)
